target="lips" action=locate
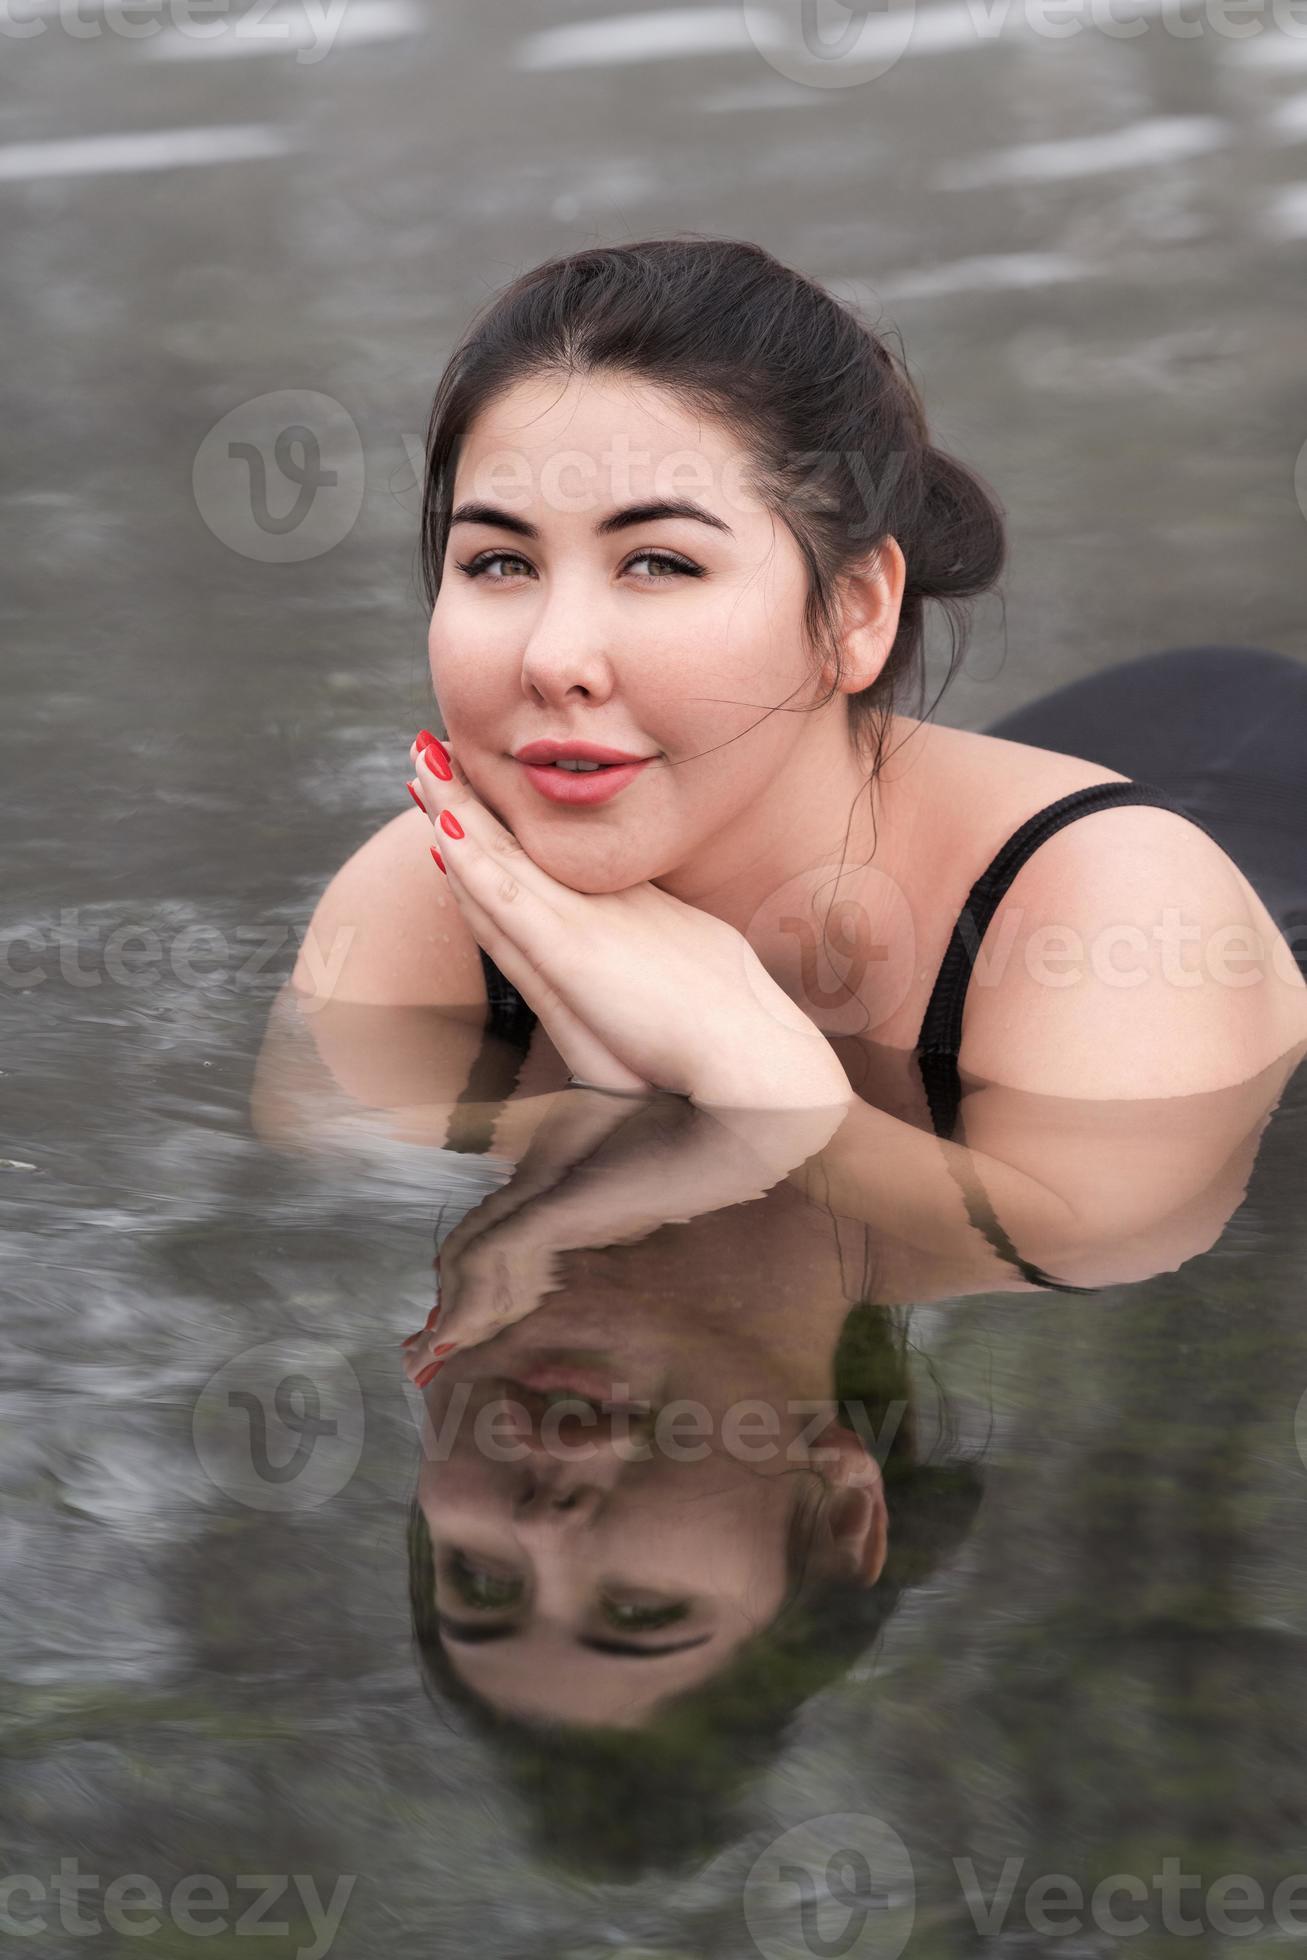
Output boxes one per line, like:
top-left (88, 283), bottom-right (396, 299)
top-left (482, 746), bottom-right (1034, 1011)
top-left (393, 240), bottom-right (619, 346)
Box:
top-left (518, 760), bottom-right (648, 806)
top-left (513, 739), bottom-right (653, 766)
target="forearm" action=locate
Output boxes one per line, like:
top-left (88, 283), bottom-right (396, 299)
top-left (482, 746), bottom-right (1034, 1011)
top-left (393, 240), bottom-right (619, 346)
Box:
top-left (503, 1098), bottom-right (839, 1255)
top-left (779, 1091), bottom-right (1084, 1290)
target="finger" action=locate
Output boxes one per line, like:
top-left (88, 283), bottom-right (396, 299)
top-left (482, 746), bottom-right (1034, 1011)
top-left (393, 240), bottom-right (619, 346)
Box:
top-left (413, 744), bottom-right (650, 1092)
top-left (404, 731), bottom-right (460, 819)
top-left (435, 1241), bottom-right (562, 1356)
top-left (444, 865), bottom-right (648, 1090)
top-left (439, 1085), bottom-right (644, 1265)
top-left (452, 877), bottom-right (649, 1091)
top-left (413, 749), bottom-right (568, 922)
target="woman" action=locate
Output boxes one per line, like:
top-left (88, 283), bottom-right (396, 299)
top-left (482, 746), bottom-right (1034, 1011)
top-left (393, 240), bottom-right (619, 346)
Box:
top-left (261, 233), bottom-right (1307, 1308)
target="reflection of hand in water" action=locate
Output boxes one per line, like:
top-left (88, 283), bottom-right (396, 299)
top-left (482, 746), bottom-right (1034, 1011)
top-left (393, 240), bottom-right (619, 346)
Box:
top-left (419, 1087), bottom-right (853, 1360)
top-left (410, 1088), bottom-right (660, 1372)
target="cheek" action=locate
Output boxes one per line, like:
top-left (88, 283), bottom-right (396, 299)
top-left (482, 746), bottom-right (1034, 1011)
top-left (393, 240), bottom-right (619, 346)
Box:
top-left (427, 643), bottom-right (507, 736)
top-left (418, 1407), bottom-right (530, 1509)
top-left (427, 590), bottom-right (506, 698)
top-left (418, 1460), bottom-right (512, 1526)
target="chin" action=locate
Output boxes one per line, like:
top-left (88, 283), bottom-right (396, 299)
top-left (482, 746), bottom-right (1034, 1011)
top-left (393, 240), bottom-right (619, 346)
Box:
top-left (534, 852), bottom-right (648, 896)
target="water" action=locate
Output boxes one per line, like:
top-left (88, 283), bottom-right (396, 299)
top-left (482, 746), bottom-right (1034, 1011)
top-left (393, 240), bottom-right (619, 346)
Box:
top-left (4, 0), bottom-right (1307, 1951)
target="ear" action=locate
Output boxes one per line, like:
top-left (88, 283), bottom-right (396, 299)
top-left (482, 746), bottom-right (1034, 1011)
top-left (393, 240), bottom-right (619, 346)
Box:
top-left (802, 1415), bottom-right (889, 1589)
top-left (818, 535), bottom-right (908, 696)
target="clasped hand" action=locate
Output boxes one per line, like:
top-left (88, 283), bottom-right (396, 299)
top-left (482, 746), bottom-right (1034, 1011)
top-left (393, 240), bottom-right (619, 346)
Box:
top-left (408, 733), bottom-right (854, 1114)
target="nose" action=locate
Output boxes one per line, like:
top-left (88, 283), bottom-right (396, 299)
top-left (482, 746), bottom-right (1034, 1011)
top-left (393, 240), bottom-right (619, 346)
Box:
top-left (519, 604), bottom-right (616, 709)
top-left (512, 1460), bottom-right (604, 1527)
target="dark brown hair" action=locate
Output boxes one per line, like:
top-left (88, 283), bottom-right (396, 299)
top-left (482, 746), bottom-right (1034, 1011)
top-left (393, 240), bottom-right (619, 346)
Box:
top-left (417, 232), bottom-right (1006, 789)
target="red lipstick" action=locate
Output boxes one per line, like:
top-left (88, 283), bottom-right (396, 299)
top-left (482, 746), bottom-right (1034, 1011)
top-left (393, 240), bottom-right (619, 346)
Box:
top-left (512, 737), bottom-right (657, 807)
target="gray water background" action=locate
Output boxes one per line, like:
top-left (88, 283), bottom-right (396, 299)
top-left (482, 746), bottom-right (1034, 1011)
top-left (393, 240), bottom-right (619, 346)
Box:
top-left (4, 2), bottom-right (1307, 1953)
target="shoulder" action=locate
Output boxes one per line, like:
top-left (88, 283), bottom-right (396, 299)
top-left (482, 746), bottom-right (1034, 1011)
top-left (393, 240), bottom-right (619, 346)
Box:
top-left (291, 805), bottom-right (488, 1010)
top-left (955, 796), bottom-right (1307, 1098)
top-left (255, 810), bottom-right (561, 1156)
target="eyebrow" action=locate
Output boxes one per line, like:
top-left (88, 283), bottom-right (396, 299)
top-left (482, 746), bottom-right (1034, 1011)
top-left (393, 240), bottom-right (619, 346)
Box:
top-left (448, 498), bottom-right (735, 543)
top-left (436, 1613), bottom-right (714, 1658)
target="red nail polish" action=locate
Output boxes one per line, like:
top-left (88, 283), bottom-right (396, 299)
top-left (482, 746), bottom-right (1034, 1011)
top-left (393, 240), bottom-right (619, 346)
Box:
top-left (429, 846), bottom-right (446, 874)
top-left (418, 731), bottom-right (453, 780)
top-left (402, 1330), bottom-right (423, 1348)
top-left (407, 781), bottom-right (427, 815)
top-left (439, 810), bottom-right (464, 840)
top-left (414, 1345), bottom-right (458, 1386)
top-left (424, 1302), bottom-right (443, 1330)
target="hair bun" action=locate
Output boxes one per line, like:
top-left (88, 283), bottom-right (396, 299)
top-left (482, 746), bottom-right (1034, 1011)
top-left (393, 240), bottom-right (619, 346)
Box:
top-left (907, 446), bottom-right (1007, 601)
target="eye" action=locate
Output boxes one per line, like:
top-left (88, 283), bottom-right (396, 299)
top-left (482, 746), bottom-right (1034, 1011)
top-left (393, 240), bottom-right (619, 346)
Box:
top-left (601, 1596), bottom-right (691, 1632)
top-left (454, 549), bottom-right (534, 582)
top-left (442, 1549), bottom-right (524, 1611)
top-left (453, 548), bottom-right (703, 583)
top-left (623, 550), bottom-right (702, 581)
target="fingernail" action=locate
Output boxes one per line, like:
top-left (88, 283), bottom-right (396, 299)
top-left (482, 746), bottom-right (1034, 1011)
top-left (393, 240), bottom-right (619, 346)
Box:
top-left (429, 846), bottom-right (446, 874)
top-left (402, 1330), bottom-right (423, 1348)
top-left (414, 1342), bottom-right (460, 1388)
top-left (424, 1301), bottom-right (443, 1330)
top-left (407, 781), bottom-right (427, 815)
top-left (418, 731), bottom-right (453, 781)
top-left (439, 810), bottom-right (464, 840)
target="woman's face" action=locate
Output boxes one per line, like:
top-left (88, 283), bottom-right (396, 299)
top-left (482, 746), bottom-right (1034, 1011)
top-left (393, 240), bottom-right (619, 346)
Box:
top-left (416, 1380), bottom-right (795, 1728)
top-left (427, 371), bottom-right (825, 895)
top-left (413, 1280), bottom-right (884, 1729)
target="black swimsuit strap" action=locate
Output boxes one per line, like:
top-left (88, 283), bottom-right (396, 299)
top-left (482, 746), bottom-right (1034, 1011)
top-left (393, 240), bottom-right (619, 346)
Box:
top-left (915, 780), bottom-right (1221, 1136)
top-left (914, 779), bottom-right (1222, 1295)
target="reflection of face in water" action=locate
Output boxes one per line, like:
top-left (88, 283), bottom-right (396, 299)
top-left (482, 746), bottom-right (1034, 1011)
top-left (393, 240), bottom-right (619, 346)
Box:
top-left (407, 1243), bottom-right (889, 1730)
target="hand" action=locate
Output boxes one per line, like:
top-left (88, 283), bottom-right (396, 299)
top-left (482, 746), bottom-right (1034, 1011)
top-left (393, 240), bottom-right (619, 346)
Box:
top-left (407, 734), bottom-right (854, 1113)
top-left (412, 1086), bottom-right (850, 1360)
top-left (410, 735), bottom-right (653, 1097)
top-left (403, 1087), bottom-right (644, 1375)
top-left (431, 1082), bottom-right (644, 1287)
